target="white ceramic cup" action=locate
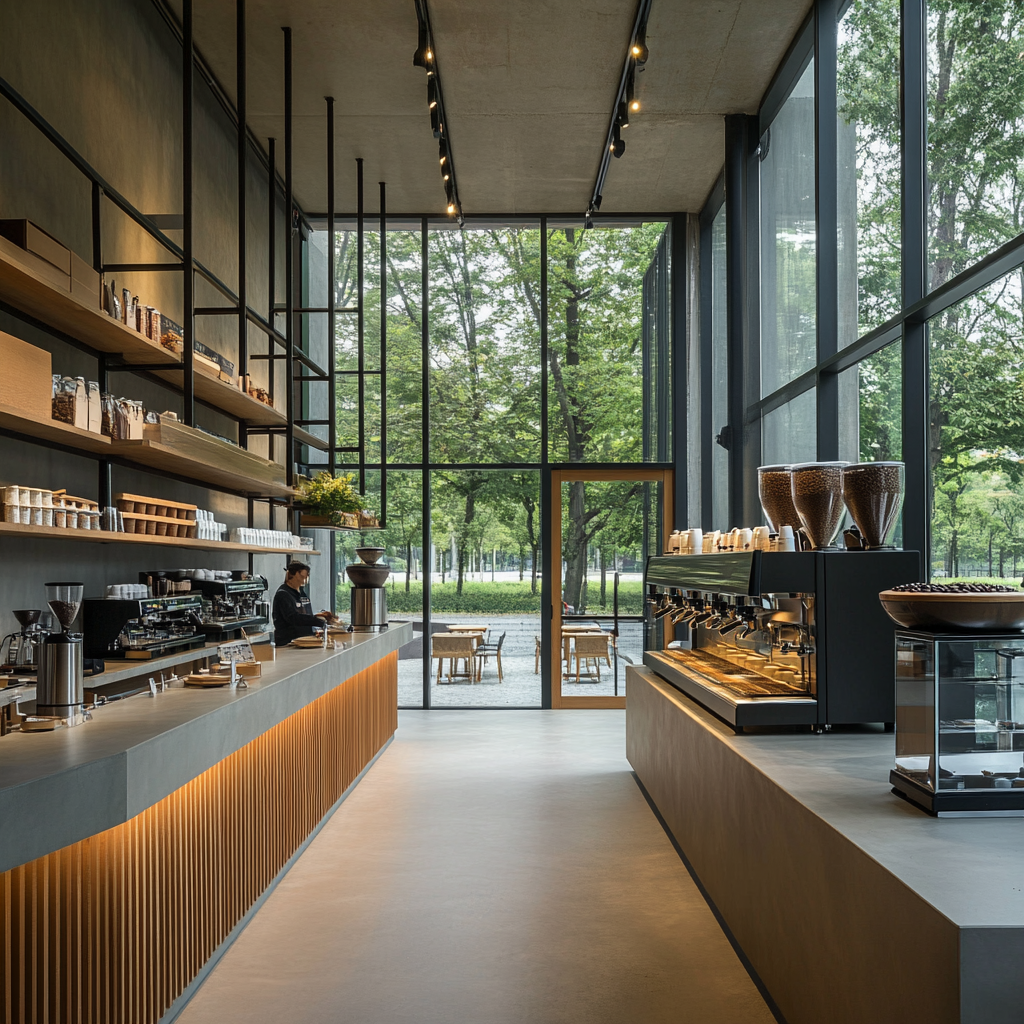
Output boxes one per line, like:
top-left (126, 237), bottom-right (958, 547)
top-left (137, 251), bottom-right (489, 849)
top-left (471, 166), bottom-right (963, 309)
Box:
top-left (689, 529), bottom-right (703, 555)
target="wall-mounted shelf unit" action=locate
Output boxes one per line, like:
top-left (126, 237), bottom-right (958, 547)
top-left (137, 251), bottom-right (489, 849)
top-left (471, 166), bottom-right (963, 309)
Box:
top-left (0, 520), bottom-right (319, 555)
top-left (0, 402), bottom-right (292, 498)
top-left (0, 244), bottom-right (179, 365)
top-left (152, 362), bottom-right (287, 426)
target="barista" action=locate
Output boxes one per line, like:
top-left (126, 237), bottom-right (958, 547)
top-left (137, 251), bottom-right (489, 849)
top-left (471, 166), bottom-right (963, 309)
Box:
top-left (273, 561), bottom-right (335, 646)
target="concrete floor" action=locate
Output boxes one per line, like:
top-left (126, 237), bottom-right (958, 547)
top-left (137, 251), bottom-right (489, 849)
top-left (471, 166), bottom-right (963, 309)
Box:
top-left (175, 711), bottom-right (775, 1024)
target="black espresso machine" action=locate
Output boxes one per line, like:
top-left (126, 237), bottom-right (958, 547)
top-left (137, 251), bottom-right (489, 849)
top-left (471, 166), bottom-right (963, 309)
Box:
top-left (83, 594), bottom-right (205, 659)
top-left (139, 569), bottom-right (268, 638)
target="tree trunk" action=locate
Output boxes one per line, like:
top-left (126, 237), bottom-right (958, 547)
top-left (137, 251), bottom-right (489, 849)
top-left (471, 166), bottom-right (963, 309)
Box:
top-left (406, 541), bottom-right (412, 592)
top-left (562, 479), bottom-right (589, 612)
top-left (988, 531), bottom-right (993, 578)
top-left (599, 546), bottom-right (607, 608)
top-left (530, 541), bottom-right (539, 594)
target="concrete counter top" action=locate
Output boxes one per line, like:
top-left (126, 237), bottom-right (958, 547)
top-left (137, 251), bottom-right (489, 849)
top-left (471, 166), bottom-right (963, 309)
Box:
top-left (0, 623), bottom-right (410, 873)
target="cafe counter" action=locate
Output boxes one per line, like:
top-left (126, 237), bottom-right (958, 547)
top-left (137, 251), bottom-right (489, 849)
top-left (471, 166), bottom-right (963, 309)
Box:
top-left (0, 623), bottom-right (410, 1024)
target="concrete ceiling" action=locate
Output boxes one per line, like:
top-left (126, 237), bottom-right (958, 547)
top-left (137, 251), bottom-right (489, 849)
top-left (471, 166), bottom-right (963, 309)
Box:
top-left (171, 0), bottom-right (812, 217)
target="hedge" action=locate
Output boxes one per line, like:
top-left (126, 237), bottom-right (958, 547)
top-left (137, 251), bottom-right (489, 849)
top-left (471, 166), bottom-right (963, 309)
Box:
top-left (337, 579), bottom-right (645, 616)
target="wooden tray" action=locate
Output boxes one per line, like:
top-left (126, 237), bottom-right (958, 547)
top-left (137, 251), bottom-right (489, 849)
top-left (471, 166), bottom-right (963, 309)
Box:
top-left (115, 492), bottom-right (197, 518)
top-left (184, 673), bottom-right (232, 687)
top-left (121, 513), bottom-right (196, 538)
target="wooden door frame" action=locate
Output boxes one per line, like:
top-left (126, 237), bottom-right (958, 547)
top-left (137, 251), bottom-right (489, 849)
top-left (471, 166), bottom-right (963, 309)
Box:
top-left (550, 468), bottom-right (673, 708)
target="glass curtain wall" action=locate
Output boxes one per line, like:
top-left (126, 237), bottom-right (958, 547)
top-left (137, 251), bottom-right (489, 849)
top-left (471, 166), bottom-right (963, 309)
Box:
top-left (547, 221), bottom-right (670, 462)
top-left (699, 0), bottom-right (1024, 582)
top-left (322, 217), bottom-right (672, 708)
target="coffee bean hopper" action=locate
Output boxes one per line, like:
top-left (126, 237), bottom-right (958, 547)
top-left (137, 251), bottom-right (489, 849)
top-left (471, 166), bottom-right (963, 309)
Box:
top-left (37, 582), bottom-right (86, 721)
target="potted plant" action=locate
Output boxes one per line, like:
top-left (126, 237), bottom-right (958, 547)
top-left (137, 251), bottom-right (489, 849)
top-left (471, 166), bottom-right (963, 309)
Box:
top-left (295, 472), bottom-right (366, 529)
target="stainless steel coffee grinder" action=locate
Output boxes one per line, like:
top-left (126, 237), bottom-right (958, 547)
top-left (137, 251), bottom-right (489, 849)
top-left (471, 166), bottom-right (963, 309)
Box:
top-left (347, 547), bottom-right (390, 633)
top-left (37, 582), bottom-right (86, 721)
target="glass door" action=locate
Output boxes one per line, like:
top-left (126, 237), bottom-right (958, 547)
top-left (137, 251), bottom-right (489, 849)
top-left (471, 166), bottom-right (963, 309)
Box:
top-left (550, 469), bottom-right (672, 708)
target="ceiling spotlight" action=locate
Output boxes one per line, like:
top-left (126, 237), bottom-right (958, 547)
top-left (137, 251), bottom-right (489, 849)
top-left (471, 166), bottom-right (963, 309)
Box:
top-left (631, 27), bottom-right (649, 66)
top-left (428, 79), bottom-right (438, 109)
top-left (615, 101), bottom-right (630, 129)
top-left (626, 72), bottom-right (641, 113)
top-left (413, 25), bottom-right (431, 68)
top-left (447, 202), bottom-right (456, 215)
top-left (439, 140), bottom-right (448, 165)
top-left (610, 126), bottom-right (625, 158)
top-left (443, 170), bottom-right (450, 181)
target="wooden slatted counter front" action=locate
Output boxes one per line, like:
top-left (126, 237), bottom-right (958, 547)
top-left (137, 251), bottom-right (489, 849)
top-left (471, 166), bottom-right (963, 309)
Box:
top-left (0, 625), bottom-right (409, 1024)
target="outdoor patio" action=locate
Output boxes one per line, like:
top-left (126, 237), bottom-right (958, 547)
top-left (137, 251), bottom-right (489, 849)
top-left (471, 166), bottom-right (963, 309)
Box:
top-left (395, 614), bottom-right (643, 707)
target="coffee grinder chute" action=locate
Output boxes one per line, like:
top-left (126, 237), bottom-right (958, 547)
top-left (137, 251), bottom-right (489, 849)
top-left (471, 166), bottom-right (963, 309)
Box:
top-left (1, 609), bottom-right (46, 673)
top-left (37, 582), bottom-right (86, 720)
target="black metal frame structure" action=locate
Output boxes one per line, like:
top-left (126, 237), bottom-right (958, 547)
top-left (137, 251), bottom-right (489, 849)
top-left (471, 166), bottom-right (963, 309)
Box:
top-left (0, 0), bottom-right (384, 595)
top-left (319, 214), bottom-right (675, 710)
top-left (690, 0), bottom-right (1024, 570)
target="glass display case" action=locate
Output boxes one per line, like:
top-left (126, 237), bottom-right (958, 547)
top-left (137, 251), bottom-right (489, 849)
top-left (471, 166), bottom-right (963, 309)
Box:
top-left (892, 630), bottom-right (1024, 815)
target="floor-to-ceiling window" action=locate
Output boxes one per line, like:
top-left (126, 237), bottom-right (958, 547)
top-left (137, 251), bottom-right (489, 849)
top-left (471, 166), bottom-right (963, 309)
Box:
top-left (693, 0), bottom-right (1024, 582)
top-left (308, 217), bottom-right (672, 708)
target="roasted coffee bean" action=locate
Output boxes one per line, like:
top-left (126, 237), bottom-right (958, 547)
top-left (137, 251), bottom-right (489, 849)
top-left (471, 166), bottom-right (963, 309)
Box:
top-left (791, 463), bottom-right (846, 549)
top-left (757, 466), bottom-right (800, 533)
top-left (842, 463), bottom-right (903, 548)
top-left (889, 582), bottom-right (1019, 593)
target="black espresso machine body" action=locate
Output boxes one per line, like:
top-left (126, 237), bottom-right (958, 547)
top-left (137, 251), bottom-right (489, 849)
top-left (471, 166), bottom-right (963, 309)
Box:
top-left (83, 594), bottom-right (206, 659)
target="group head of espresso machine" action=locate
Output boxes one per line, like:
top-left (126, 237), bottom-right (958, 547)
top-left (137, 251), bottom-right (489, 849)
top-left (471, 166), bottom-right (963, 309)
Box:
top-left (648, 588), bottom-right (817, 666)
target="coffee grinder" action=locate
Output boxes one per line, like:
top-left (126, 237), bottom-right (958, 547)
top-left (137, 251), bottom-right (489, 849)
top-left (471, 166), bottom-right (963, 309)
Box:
top-left (347, 547), bottom-right (390, 633)
top-left (1, 610), bottom-right (46, 674)
top-left (37, 582), bottom-right (86, 720)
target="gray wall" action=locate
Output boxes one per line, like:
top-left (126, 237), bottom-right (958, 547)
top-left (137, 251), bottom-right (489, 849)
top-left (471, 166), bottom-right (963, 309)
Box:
top-left (0, 0), bottom-right (327, 631)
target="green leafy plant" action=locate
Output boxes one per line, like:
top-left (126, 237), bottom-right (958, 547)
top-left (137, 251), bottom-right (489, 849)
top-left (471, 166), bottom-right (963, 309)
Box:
top-left (297, 472), bottom-right (364, 523)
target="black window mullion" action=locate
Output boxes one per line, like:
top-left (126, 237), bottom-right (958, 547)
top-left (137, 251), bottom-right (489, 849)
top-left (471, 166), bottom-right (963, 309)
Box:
top-left (815, 0), bottom-right (840, 462)
top-left (901, 0), bottom-right (929, 565)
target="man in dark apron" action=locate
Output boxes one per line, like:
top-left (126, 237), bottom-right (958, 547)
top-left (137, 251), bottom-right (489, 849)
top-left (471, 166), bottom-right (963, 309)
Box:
top-left (272, 561), bottom-right (334, 646)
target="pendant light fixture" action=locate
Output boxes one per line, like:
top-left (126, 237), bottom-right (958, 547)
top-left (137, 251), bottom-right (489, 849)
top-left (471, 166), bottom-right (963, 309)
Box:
top-left (413, 0), bottom-right (463, 224)
top-left (586, 0), bottom-right (653, 225)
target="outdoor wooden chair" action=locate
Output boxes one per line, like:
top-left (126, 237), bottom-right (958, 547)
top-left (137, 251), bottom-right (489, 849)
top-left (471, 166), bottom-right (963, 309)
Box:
top-left (572, 633), bottom-right (612, 683)
top-left (431, 633), bottom-right (478, 684)
top-left (476, 631), bottom-right (506, 682)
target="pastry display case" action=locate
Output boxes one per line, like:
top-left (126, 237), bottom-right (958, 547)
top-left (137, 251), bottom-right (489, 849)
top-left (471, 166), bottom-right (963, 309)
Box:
top-left (644, 550), bottom-right (919, 729)
top-left (891, 630), bottom-right (1024, 815)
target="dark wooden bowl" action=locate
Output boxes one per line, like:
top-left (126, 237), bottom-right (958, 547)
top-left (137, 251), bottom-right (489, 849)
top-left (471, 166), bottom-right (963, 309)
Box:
top-left (879, 590), bottom-right (1024, 631)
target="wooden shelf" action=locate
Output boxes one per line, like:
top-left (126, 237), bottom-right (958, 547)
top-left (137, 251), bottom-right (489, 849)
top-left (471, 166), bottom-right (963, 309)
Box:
top-left (0, 402), bottom-right (292, 499)
top-left (0, 520), bottom-right (319, 554)
top-left (0, 244), bottom-right (285, 427)
top-left (114, 420), bottom-right (292, 498)
top-left (0, 244), bottom-right (179, 366)
top-left (293, 426), bottom-right (329, 451)
top-left (152, 361), bottom-right (286, 426)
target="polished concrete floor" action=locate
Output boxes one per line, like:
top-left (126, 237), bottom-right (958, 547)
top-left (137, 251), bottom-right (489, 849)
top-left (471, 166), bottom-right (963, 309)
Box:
top-left (176, 710), bottom-right (775, 1024)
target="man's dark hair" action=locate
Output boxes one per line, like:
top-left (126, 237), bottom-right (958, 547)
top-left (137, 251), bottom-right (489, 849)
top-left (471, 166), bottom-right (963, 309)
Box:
top-left (286, 561), bottom-right (310, 575)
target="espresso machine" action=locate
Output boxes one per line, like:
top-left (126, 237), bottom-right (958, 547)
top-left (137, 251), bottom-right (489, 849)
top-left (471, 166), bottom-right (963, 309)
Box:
top-left (1, 609), bottom-right (47, 674)
top-left (183, 573), bottom-right (269, 641)
top-left (83, 593), bottom-right (205, 659)
top-left (37, 582), bottom-right (86, 720)
top-left (644, 551), bottom-right (919, 729)
top-left (347, 547), bottom-right (389, 633)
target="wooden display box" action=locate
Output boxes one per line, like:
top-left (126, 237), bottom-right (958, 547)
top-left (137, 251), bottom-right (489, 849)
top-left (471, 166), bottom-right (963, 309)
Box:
top-left (0, 331), bottom-right (52, 420)
top-left (0, 219), bottom-right (71, 275)
top-left (69, 252), bottom-right (100, 310)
